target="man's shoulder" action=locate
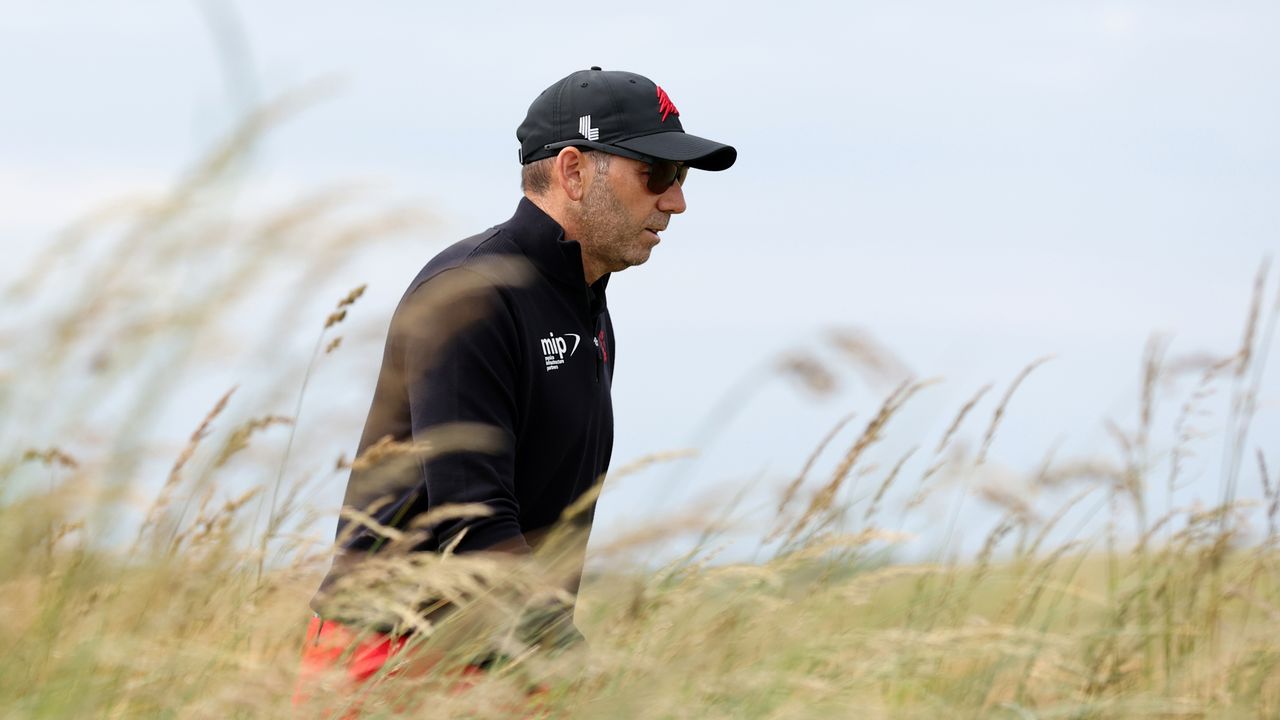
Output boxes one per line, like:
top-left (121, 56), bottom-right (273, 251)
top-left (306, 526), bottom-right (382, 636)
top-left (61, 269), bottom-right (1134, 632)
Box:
top-left (392, 225), bottom-right (535, 318)
top-left (405, 226), bottom-right (514, 290)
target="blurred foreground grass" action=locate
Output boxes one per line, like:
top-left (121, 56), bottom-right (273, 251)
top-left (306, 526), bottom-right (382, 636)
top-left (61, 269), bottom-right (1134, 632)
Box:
top-left (3, 492), bottom-right (1278, 718)
top-left (3, 99), bottom-right (1279, 718)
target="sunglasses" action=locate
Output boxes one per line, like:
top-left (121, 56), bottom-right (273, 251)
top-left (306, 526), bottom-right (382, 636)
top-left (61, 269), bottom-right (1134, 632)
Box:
top-left (542, 141), bottom-right (689, 194)
top-left (641, 158), bottom-right (689, 195)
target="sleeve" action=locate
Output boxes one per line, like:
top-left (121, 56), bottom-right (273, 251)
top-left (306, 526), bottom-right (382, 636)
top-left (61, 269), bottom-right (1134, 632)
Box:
top-left (396, 267), bottom-right (530, 554)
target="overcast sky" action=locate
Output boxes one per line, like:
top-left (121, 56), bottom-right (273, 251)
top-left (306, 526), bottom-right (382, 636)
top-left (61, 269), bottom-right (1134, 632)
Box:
top-left (4, 1), bottom-right (1279, 562)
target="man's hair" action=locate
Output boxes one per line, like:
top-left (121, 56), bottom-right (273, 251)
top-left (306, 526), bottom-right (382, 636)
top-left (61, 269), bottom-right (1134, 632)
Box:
top-left (521, 151), bottom-right (613, 195)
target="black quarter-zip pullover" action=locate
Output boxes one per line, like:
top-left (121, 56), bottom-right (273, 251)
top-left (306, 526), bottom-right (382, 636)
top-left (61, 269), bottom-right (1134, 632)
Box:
top-left (314, 198), bottom-right (615, 619)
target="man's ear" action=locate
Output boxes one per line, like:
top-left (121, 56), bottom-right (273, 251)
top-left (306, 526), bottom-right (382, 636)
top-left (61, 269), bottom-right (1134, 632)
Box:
top-left (554, 148), bottom-right (588, 202)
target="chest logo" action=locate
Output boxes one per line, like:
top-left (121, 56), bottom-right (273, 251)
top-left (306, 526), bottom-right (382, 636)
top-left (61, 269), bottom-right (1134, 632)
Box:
top-left (541, 332), bottom-right (580, 372)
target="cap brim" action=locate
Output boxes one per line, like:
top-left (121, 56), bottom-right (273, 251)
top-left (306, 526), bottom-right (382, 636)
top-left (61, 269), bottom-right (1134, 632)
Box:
top-left (613, 131), bottom-right (737, 171)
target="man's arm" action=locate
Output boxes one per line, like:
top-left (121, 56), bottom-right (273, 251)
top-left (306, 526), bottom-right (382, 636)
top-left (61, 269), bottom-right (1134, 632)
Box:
top-left (397, 263), bottom-right (585, 653)
top-left (397, 265), bottom-right (530, 554)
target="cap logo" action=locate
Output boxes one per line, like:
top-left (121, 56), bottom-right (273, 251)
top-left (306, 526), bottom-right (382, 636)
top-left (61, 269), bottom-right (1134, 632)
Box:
top-left (578, 115), bottom-right (600, 141)
top-left (656, 86), bottom-right (679, 122)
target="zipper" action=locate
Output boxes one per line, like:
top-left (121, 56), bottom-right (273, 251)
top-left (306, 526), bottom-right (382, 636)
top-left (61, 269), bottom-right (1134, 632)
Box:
top-left (592, 323), bottom-right (602, 383)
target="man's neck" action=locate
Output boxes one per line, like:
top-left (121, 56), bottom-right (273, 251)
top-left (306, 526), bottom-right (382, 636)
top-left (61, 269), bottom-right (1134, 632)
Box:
top-left (580, 257), bottom-right (607, 287)
top-left (524, 192), bottom-right (602, 286)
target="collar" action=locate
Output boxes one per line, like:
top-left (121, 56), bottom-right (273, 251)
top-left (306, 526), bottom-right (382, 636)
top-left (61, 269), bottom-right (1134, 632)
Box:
top-left (503, 197), bottom-right (610, 312)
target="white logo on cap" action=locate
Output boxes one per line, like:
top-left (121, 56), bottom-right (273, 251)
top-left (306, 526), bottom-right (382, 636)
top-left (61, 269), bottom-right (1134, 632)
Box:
top-left (578, 115), bottom-right (599, 141)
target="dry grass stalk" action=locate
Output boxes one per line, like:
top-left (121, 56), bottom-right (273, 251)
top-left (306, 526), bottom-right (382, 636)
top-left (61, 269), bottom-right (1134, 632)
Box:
top-left (405, 503), bottom-right (496, 530)
top-left (772, 412), bottom-right (856, 531)
top-left (348, 423), bottom-right (507, 474)
top-left (1257, 449), bottom-right (1272, 505)
top-left (905, 381), bottom-right (1010, 517)
top-left (1035, 460), bottom-right (1126, 493)
top-left (1136, 503), bottom-right (1215, 551)
top-left (976, 356), bottom-right (1053, 466)
top-left (864, 446), bottom-right (918, 521)
top-left (1259, 450), bottom-right (1280, 543)
top-left (963, 516), bottom-right (1019, 605)
top-left (139, 386), bottom-right (237, 538)
top-left (319, 282), bottom-right (369, 332)
top-left (775, 351), bottom-right (838, 396)
top-left (187, 487), bottom-right (264, 547)
top-left (337, 283), bottom-right (367, 309)
top-left (779, 529), bottom-right (912, 564)
top-left (338, 506), bottom-right (408, 544)
top-left (213, 415), bottom-right (293, 469)
top-left (1219, 261), bottom-right (1280, 534)
top-left (1138, 335), bottom-right (1168, 444)
top-left (1168, 356), bottom-right (1232, 495)
top-left (908, 439), bottom-right (971, 510)
top-left (19, 447), bottom-right (80, 470)
top-left (825, 327), bottom-right (912, 389)
top-left (323, 309), bottom-right (347, 329)
top-left (977, 485), bottom-right (1038, 525)
top-left (589, 513), bottom-right (735, 560)
top-left (602, 450), bottom-right (698, 486)
top-left (937, 383), bottom-right (992, 455)
top-left (784, 379), bottom-right (935, 546)
top-left (50, 520), bottom-right (85, 547)
top-left (1234, 258), bottom-right (1269, 380)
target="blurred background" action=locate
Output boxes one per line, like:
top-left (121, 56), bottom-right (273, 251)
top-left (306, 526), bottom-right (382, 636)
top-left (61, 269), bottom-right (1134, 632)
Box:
top-left (3, 0), bottom-right (1278, 566)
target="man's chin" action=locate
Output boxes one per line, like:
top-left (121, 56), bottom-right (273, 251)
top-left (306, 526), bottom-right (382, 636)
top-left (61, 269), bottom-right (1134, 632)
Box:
top-left (608, 251), bottom-right (652, 274)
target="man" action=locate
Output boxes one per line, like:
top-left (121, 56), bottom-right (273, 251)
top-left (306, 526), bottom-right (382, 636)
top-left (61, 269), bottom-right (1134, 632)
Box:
top-left (299, 67), bottom-right (736, 697)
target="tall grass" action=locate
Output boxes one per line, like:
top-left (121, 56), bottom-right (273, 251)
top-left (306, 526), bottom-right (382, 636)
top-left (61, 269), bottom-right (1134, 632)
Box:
top-left (2, 103), bottom-right (1278, 718)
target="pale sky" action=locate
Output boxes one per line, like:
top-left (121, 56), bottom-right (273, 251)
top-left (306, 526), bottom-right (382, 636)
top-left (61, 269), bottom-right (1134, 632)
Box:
top-left (4, 1), bottom-right (1279, 563)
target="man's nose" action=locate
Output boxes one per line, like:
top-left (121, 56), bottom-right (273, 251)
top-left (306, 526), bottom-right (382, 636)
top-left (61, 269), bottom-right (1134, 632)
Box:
top-left (658, 178), bottom-right (687, 214)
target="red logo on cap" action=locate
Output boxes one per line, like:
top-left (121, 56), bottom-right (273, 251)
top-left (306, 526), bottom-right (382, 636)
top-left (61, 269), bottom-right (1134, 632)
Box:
top-left (656, 86), bottom-right (679, 122)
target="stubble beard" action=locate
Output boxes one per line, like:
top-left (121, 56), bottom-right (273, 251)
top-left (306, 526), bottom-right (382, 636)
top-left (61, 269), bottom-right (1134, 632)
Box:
top-left (576, 178), bottom-right (660, 275)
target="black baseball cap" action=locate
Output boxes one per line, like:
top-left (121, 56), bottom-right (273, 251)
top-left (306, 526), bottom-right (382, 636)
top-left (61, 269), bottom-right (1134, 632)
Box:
top-left (517, 67), bottom-right (737, 172)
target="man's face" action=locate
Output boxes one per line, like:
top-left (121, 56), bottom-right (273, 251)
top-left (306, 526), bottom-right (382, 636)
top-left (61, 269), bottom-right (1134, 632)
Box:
top-left (573, 154), bottom-right (687, 276)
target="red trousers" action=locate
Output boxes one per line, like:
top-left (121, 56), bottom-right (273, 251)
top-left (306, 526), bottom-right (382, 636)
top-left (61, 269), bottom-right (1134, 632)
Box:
top-left (296, 616), bottom-right (414, 685)
top-left (292, 616), bottom-right (483, 715)
top-left (291, 616), bottom-right (548, 718)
